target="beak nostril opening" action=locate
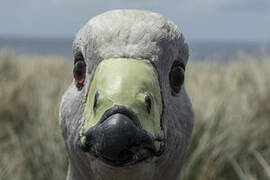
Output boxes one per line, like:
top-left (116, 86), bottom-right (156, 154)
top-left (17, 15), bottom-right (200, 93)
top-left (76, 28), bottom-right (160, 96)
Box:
top-left (93, 91), bottom-right (99, 110)
top-left (145, 95), bottom-right (151, 114)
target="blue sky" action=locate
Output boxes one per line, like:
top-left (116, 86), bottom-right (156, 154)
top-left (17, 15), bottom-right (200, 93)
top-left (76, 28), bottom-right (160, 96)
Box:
top-left (1, 0), bottom-right (270, 41)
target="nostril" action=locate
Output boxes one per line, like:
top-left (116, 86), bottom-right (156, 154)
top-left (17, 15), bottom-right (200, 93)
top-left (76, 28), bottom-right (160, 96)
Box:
top-left (145, 95), bottom-right (151, 113)
top-left (93, 91), bottom-right (99, 110)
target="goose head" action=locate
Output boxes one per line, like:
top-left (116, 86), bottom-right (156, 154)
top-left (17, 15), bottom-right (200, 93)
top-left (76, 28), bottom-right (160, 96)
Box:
top-left (60, 9), bottom-right (194, 180)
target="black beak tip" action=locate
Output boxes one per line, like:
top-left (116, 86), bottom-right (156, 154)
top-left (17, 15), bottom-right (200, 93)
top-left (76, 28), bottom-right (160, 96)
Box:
top-left (93, 113), bottom-right (139, 162)
top-left (79, 106), bottom-right (159, 165)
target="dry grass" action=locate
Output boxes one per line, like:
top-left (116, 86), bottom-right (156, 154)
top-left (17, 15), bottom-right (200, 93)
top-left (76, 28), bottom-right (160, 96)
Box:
top-left (183, 56), bottom-right (270, 180)
top-left (0, 52), bottom-right (269, 180)
top-left (0, 52), bottom-right (71, 180)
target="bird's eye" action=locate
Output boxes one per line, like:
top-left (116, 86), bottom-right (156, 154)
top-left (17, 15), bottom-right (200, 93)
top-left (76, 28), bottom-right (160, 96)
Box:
top-left (169, 61), bottom-right (185, 94)
top-left (73, 59), bottom-right (86, 88)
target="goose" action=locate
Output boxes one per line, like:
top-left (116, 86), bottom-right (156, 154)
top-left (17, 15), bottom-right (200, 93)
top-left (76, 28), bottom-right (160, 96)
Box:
top-left (59, 9), bottom-right (194, 180)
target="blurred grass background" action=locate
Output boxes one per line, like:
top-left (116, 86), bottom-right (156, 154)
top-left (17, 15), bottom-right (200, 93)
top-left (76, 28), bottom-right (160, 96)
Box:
top-left (0, 51), bottom-right (269, 180)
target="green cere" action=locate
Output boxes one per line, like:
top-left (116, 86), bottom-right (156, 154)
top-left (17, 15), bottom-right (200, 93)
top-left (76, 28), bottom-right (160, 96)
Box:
top-left (81, 58), bottom-right (163, 146)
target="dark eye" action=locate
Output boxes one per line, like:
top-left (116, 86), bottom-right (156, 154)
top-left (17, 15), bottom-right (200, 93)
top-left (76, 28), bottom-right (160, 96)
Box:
top-left (73, 59), bottom-right (86, 88)
top-left (169, 61), bottom-right (185, 94)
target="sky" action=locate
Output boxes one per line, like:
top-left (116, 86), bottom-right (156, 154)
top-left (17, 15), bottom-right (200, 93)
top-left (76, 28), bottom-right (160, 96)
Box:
top-left (1, 0), bottom-right (270, 42)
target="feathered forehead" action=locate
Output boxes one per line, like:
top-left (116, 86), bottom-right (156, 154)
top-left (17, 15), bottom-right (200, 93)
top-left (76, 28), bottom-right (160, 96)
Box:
top-left (73, 9), bottom-right (188, 72)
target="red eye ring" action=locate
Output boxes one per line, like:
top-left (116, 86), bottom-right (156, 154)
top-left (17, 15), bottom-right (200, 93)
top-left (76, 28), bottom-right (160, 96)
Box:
top-left (73, 60), bottom-right (86, 88)
top-left (169, 63), bottom-right (185, 94)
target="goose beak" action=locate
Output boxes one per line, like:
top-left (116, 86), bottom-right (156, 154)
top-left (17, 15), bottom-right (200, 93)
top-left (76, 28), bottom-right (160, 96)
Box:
top-left (79, 58), bottom-right (164, 166)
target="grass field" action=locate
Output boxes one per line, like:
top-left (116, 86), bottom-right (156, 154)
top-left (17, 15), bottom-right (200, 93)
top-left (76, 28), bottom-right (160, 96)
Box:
top-left (0, 52), bottom-right (270, 180)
